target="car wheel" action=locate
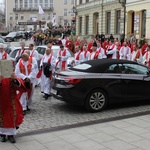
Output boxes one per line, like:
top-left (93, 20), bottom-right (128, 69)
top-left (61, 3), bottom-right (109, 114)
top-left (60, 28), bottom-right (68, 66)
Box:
top-left (85, 89), bottom-right (107, 112)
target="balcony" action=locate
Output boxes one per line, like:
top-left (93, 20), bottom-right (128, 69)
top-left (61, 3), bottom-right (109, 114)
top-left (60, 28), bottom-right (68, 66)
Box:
top-left (13, 7), bottom-right (54, 12)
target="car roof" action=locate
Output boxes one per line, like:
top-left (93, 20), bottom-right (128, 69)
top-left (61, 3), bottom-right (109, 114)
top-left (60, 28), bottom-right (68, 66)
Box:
top-left (70, 59), bottom-right (139, 73)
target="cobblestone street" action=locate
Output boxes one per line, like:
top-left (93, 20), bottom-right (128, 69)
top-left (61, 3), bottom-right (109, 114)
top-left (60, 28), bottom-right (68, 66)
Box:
top-left (18, 86), bottom-right (150, 136)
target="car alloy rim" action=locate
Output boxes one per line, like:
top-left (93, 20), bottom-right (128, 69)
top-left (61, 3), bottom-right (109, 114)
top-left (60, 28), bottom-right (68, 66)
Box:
top-left (89, 92), bottom-right (105, 110)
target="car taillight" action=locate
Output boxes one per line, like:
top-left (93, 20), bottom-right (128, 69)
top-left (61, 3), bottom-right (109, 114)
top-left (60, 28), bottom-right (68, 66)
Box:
top-left (64, 78), bottom-right (82, 85)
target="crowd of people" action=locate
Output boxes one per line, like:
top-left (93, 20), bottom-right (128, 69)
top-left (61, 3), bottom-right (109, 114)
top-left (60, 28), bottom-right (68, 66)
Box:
top-left (0, 32), bottom-right (149, 143)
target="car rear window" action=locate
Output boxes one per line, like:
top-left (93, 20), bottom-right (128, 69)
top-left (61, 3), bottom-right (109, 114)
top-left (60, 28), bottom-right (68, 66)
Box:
top-left (70, 63), bottom-right (92, 70)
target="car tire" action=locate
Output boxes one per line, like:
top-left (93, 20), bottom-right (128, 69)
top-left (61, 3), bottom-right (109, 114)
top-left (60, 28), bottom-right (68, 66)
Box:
top-left (85, 89), bottom-right (107, 112)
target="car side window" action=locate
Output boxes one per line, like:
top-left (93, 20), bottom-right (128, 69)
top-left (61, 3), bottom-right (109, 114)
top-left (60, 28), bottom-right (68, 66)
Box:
top-left (105, 64), bottom-right (122, 73)
top-left (123, 64), bottom-right (148, 75)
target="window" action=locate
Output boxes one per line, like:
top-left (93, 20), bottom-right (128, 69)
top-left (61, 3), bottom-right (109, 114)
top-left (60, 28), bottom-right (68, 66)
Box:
top-left (85, 16), bottom-right (89, 35)
top-left (42, 14), bottom-right (45, 20)
top-left (24, 0), bottom-right (28, 8)
top-left (9, 14), bottom-right (13, 20)
top-left (39, 0), bottom-right (43, 7)
top-left (105, 63), bottom-right (148, 75)
top-left (64, 9), bottom-right (67, 16)
top-left (64, 19), bottom-right (68, 26)
top-left (79, 17), bottom-right (82, 35)
top-left (34, 0), bottom-right (38, 8)
top-left (71, 0), bottom-right (74, 4)
top-left (123, 64), bottom-right (148, 75)
top-left (15, 14), bottom-right (18, 20)
top-left (86, 0), bottom-right (89, 2)
top-left (29, 0), bottom-right (32, 8)
top-left (20, 14), bottom-right (24, 20)
top-left (45, 0), bottom-right (48, 7)
top-left (106, 12), bottom-right (111, 34)
top-left (79, 0), bottom-right (82, 4)
top-left (64, 0), bottom-right (67, 4)
top-left (141, 10), bottom-right (146, 37)
top-left (20, 0), bottom-right (23, 8)
top-left (15, 0), bottom-right (18, 8)
top-left (116, 10), bottom-right (121, 34)
top-left (50, 0), bottom-right (53, 7)
top-left (47, 13), bottom-right (51, 20)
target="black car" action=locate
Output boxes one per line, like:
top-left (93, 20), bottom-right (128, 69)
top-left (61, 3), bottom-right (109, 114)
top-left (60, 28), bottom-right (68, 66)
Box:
top-left (51, 59), bottom-right (150, 112)
top-left (5, 32), bottom-right (24, 42)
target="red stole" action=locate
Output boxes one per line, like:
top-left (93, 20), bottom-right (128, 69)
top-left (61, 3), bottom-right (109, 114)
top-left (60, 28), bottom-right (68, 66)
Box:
top-left (84, 50), bottom-right (88, 58)
top-left (107, 44), bottom-right (115, 59)
top-left (146, 52), bottom-right (150, 67)
top-left (28, 56), bottom-right (32, 63)
top-left (75, 51), bottom-right (82, 60)
top-left (94, 50), bottom-right (100, 59)
top-left (18, 49), bottom-right (25, 56)
top-left (56, 49), bottom-right (67, 71)
top-left (2, 52), bottom-right (7, 59)
top-left (30, 50), bottom-right (35, 57)
top-left (19, 60), bottom-right (32, 75)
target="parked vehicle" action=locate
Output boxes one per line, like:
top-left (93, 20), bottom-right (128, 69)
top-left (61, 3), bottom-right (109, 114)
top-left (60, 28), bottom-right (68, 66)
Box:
top-left (51, 59), bottom-right (150, 112)
top-left (36, 45), bottom-right (74, 65)
top-left (5, 32), bottom-right (24, 42)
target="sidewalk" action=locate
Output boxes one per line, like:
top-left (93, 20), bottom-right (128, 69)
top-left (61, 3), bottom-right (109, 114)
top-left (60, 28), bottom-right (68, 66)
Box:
top-left (1, 114), bottom-right (150, 150)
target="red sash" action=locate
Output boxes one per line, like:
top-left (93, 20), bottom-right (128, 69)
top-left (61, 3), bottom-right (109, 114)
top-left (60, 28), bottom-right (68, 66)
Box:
top-left (75, 51), bottom-right (82, 60)
top-left (30, 50), bottom-right (35, 57)
top-left (56, 49), bottom-right (67, 71)
top-left (28, 56), bottom-right (32, 63)
top-left (19, 60), bottom-right (32, 75)
top-left (94, 50), bottom-right (100, 60)
top-left (19, 60), bottom-right (32, 99)
top-left (2, 52), bottom-right (7, 59)
top-left (146, 52), bottom-right (150, 67)
top-left (107, 44), bottom-right (115, 59)
top-left (18, 49), bottom-right (25, 56)
top-left (84, 50), bottom-right (88, 58)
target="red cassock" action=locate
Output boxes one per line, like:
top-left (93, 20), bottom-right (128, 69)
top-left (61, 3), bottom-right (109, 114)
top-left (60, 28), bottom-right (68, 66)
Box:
top-left (141, 43), bottom-right (148, 55)
top-left (0, 78), bottom-right (26, 128)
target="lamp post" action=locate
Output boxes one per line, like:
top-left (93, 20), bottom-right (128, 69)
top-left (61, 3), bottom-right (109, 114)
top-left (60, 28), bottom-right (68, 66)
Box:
top-left (119, 0), bottom-right (126, 36)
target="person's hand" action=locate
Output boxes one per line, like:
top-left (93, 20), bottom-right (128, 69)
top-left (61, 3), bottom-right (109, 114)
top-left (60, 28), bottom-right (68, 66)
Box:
top-left (11, 72), bottom-right (17, 80)
top-left (25, 78), bottom-right (30, 82)
top-left (71, 60), bottom-right (75, 64)
top-left (58, 56), bottom-right (61, 60)
top-left (0, 75), bottom-right (4, 83)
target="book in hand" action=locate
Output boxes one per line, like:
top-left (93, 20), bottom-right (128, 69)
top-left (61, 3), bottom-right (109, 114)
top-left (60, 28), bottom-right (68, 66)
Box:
top-left (0, 60), bottom-right (14, 78)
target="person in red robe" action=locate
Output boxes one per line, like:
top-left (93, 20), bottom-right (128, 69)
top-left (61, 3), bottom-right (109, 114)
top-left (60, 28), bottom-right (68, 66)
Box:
top-left (0, 73), bottom-right (26, 143)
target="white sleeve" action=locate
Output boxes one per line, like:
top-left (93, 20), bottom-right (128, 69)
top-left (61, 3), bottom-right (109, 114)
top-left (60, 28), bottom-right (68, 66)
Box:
top-left (28, 64), bottom-right (37, 80)
top-left (107, 46), bottom-right (117, 54)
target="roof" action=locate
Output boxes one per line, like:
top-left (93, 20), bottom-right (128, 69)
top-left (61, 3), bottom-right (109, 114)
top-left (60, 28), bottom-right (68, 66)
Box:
top-left (70, 59), bottom-right (138, 73)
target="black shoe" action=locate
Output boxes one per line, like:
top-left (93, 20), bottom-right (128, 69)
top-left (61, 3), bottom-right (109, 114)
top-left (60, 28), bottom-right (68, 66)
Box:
top-left (43, 94), bottom-right (49, 100)
top-left (16, 126), bottom-right (19, 130)
top-left (0, 135), bottom-right (6, 142)
top-left (26, 106), bottom-right (30, 111)
top-left (7, 135), bottom-right (16, 143)
top-left (23, 110), bottom-right (26, 115)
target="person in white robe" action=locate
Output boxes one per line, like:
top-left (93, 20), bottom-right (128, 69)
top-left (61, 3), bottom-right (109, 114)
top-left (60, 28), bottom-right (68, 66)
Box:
top-left (15, 53), bottom-right (37, 114)
top-left (0, 44), bottom-right (11, 60)
top-left (40, 47), bottom-right (56, 100)
top-left (119, 42), bottom-right (131, 60)
top-left (96, 40), bottom-right (106, 58)
top-left (56, 45), bottom-right (70, 71)
top-left (71, 45), bottom-right (84, 66)
top-left (143, 45), bottom-right (150, 67)
top-left (106, 40), bottom-right (117, 59)
top-left (131, 44), bottom-right (143, 63)
top-left (82, 44), bottom-right (90, 62)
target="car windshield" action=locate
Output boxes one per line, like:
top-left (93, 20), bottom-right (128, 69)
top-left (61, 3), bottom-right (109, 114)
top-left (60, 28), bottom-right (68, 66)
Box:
top-left (7, 32), bottom-right (16, 36)
top-left (0, 38), bottom-right (4, 43)
top-left (70, 63), bottom-right (92, 70)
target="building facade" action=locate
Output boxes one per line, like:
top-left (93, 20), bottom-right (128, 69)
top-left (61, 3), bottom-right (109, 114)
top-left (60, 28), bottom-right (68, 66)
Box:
top-left (126, 0), bottom-right (150, 40)
top-left (76, 0), bottom-right (124, 39)
top-left (5, 0), bottom-right (75, 31)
